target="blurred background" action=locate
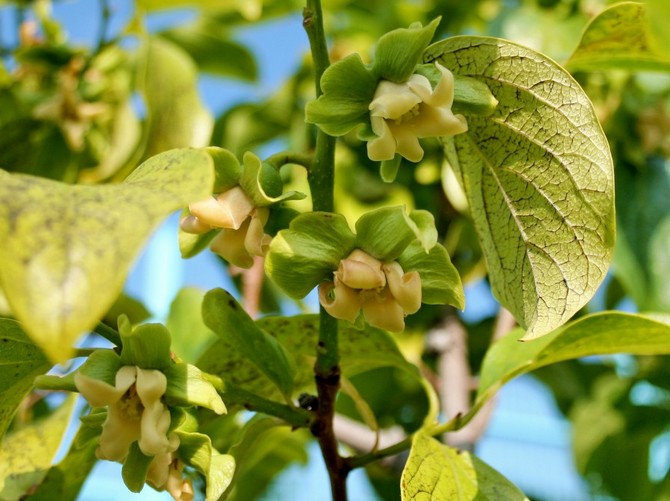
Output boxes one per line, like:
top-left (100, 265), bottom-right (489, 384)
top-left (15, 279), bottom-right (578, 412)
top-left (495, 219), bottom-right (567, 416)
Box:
top-left (2, 0), bottom-right (670, 499)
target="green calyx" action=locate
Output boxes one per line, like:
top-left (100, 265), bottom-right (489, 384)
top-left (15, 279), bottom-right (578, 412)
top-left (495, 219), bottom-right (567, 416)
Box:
top-left (118, 314), bottom-right (172, 370)
top-left (265, 206), bottom-right (464, 309)
top-left (305, 19), bottom-right (441, 137)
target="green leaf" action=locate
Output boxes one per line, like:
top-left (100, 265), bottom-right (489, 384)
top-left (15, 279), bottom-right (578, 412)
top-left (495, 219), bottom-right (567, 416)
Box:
top-left (305, 53), bottom-right (378, 136)
top-left (0, 396), bottom-right (77, 501)
top-left (647, 0), bottom-right (670, 57)
top-left (121, 442), bottom-right (153, 493)
top-left (476, 312), bottom-right (670, 409)
top-left (265, 212), bottom-right (356, 299)
top-left (355, 206), bottom-right (434, 261)
top-left (398, 242), bottom-right (464, 309)
top-left (138, 37), bottom-right (213, 158)
top-left (401, 433), bottom-right (528, 500)
top-left (166, 287), bottom-right (216, 363)
top-left (206, 147), bottom-right (241, 193)
top-left (177, 431), bottom-right (235, 501)
top-left (160, 20), bottom-right (257, 80)
top-left (28, 417), bottom-right (98, 501)
top-left (75, 349), bottom-right (122, 387)
top-left (373, 18), bottom-right (440, 82)
top-left (566, 2), bottom-right (670, 73)
top-left (197, 315), bottom-right (425, 403)
top-left (0, 319), bottom-right (50, 440)
top-left (425, 36), bottom-right (615, 338)
top-left (202, 289), bottom-right (295, 399)
top-left (239, 152), bottom-right (305, 206)
top-left (164, 362), bottom-right (226, 414)
top-left (0, 148), bottom-right (214, 362)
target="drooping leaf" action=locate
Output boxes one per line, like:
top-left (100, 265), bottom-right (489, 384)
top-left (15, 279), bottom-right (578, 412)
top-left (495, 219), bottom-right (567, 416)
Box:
top-left (0, 148), bottom-right (214, 362)
top-left (0, 396), bottom-right (77, 501)
top-left (476, 312), bottom-right (670, 409)
top-left (202, 289), bottom-right (295, 399)
top-left (401, 433), bottom-right (528, 500)
top-left (138, 37), bottom-right (213, 158)
top-left (177, 431), bottom-right (235, 501)
top-left (566, 2), bottom-right (670, 73)
top-left (166, 287), bottom-right (217, 363)
top-left (0, 319), bottom-right (50, 440)
top-left (425, 36), bottom-right (615, 339)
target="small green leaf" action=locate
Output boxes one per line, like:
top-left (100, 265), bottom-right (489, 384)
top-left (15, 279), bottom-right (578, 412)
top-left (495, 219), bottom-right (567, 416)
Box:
top-left (0, 319), bottom-right (50, 440)
top-left (373, 18), bottom-right (440, 82)
top-left (566, 2), bottom-right (670, 73)
top-left (476, 312), bottom-right (670, 409)
top-left (0, 148), bottom-right (214, 362)
top-left (139, 37), bottom-right (213, 157)
top-left (401, 433), bottom-right (528, 500)
top-left (121, 442), bottom-right (153, 493)
top-left (426, 37), bottom-right (615, 338)
top-left (0, 396), bottom-right (77, 501)
top-left (398, 242), bottom-right (464, 309)
top-left (380, 155), bottom-right (402, 183)
top-left (265, 212), bottom-right (356, 299)
top-left (239, 152), bottom-right (305, 206)
top-left (202, 289), bottom-right (295, 399)
top-left (177, 431), bottom-right (235, 501)
top-left (166, 287), bottom-right (216, 363)
top-left (305, 53), bottom-right (378, 136)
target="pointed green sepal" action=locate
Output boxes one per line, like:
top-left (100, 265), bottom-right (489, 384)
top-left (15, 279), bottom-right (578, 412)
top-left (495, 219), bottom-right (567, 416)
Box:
top-left (305, 53), bottom-right (378, 136)
top-left (76, 349), bottom-right (123, 387)
top-left (76, 408), bottom-right (106, 447)
top-left (34, 371), bottom-right (78, 392)
top-left (164, 362), bottom-right (227, 415)
top-left (380, 155), bottom-right (402, 183)
top-left (355, 206), bottom-right (437, 261)
top-left (176, 431), bottom-right (235, 501)
top-left (266, 212), bottom-right (356, 298)
top-left (372, 18), bottom-right (440, 82)
top-left (122, 442), bottom-right (153, 493)
top-left (205, 147), bottom-right (241, 193)
top-left (452, 75), bottom-right (498, 116)
top-left (118, 315), bottom-right (172, 370)
top-left (240, 152), bottom-right (306, 206)
top-left (398, 241), bottom-right (465, 309)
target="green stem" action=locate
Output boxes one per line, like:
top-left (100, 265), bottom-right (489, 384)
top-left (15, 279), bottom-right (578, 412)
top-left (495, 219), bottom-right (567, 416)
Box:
top-left (304, 1), bottom-right (347, 500)
top-left (94, 322), bottom-right (122, 346)
top-left (265, 151), bottom-right (314, 171)
top-left (222, 385), bottom-right (314, 429)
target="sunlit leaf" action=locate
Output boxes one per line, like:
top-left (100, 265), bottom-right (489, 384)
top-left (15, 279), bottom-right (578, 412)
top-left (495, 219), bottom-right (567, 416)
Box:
top-left (401, 433), bottom-right (528, 500)
top-left (138, 37), bottom-right (213, 158)
top-left (0, 148), bottom-right (214, 362)
top-left (476, 312), bottom-right (670, 408)
top-left (0, 319), bottom-right (50, 440)
top-left (566, 2), bottom-right (670, 72)
top-left (647, 0), bottom-right (670, 56)
top-left (426, 36), bottom-right (615, 338)
top-left (0, 396), bottom-right (77, 500)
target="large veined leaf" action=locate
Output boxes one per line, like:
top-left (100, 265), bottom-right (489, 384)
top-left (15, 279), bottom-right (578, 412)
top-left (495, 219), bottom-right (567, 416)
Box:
top-left (401, 433), bottom-right (528, 500)
top-left (0, 148), bottom-right (214, 362)
top-left (566, 2), bottom-right (670, 73)
top-left (0, 319), bottom-right (51, 440)
top-left (475, 312), bottom-right (670, 410)
top-left (0, 396), bottom-right (77, 501)
top-left (425, 37), bottom-right (615, 339)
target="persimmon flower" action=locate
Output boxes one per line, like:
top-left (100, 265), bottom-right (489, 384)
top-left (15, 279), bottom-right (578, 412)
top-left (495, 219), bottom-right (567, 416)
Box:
top-left (367, 63), bottom-right (468, 162)
top-left (318, 249), bottom-right (422, 332)
top-left (75, 365), bottom-right (179, 462)
top-left (180, 186), bottom-right (272, 268)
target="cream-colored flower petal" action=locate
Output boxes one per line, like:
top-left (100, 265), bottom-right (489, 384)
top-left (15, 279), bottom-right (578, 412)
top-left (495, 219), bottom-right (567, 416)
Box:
top-left (361, 288), bottom-right (406, 332)
top-left (189, 187), bottom-right (254, 230)
top-left (179, 215), bottom-right (211, 234)
top-left (367, 116), bottom-right (397, 161)
top-left (422, 63), bottom-right (455, 108)
top-left (336, 249), bottom-right (386, 290)
top-left (369, 80), bottom-right (421, 119)
top-left (166, 462), bottom-right (195, 501)
top-left (387, 122), bottom-right (424, 162)
top-left (384, 262), bottom-right (422, 314)
top-left (135, 369), bottom-right (174, 456)
top-left (410, 105), bottom-right (468, 138)
top-left (210, 224), bottom-right (255, 269)
top-left (135, 368), bottom-right (167, 403)
top-left (97, 402), bottom-right (141, 461)
top-left (75, 373), bottom-right (126, 408)
top-left (244, 212), bottom-right (271, 258)
top-left (318, 281), bottom-right (362, 322)
top-left (146, 452), bottom-right (174, 489)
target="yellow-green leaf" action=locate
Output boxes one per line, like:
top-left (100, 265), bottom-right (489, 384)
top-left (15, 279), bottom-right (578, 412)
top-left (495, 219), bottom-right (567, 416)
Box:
top-left (401, 433), bottom-right (528, 500)
top-left (0, 148), bottom-right (214, 363)
top-left (0, 396), bottom-right (77, 501)
top-left (0, 319), bottom-right (51, 440)
top-left (425, 37), bottom-right (615, 339)
top-left (566, 2), bottom-right (670, 73)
